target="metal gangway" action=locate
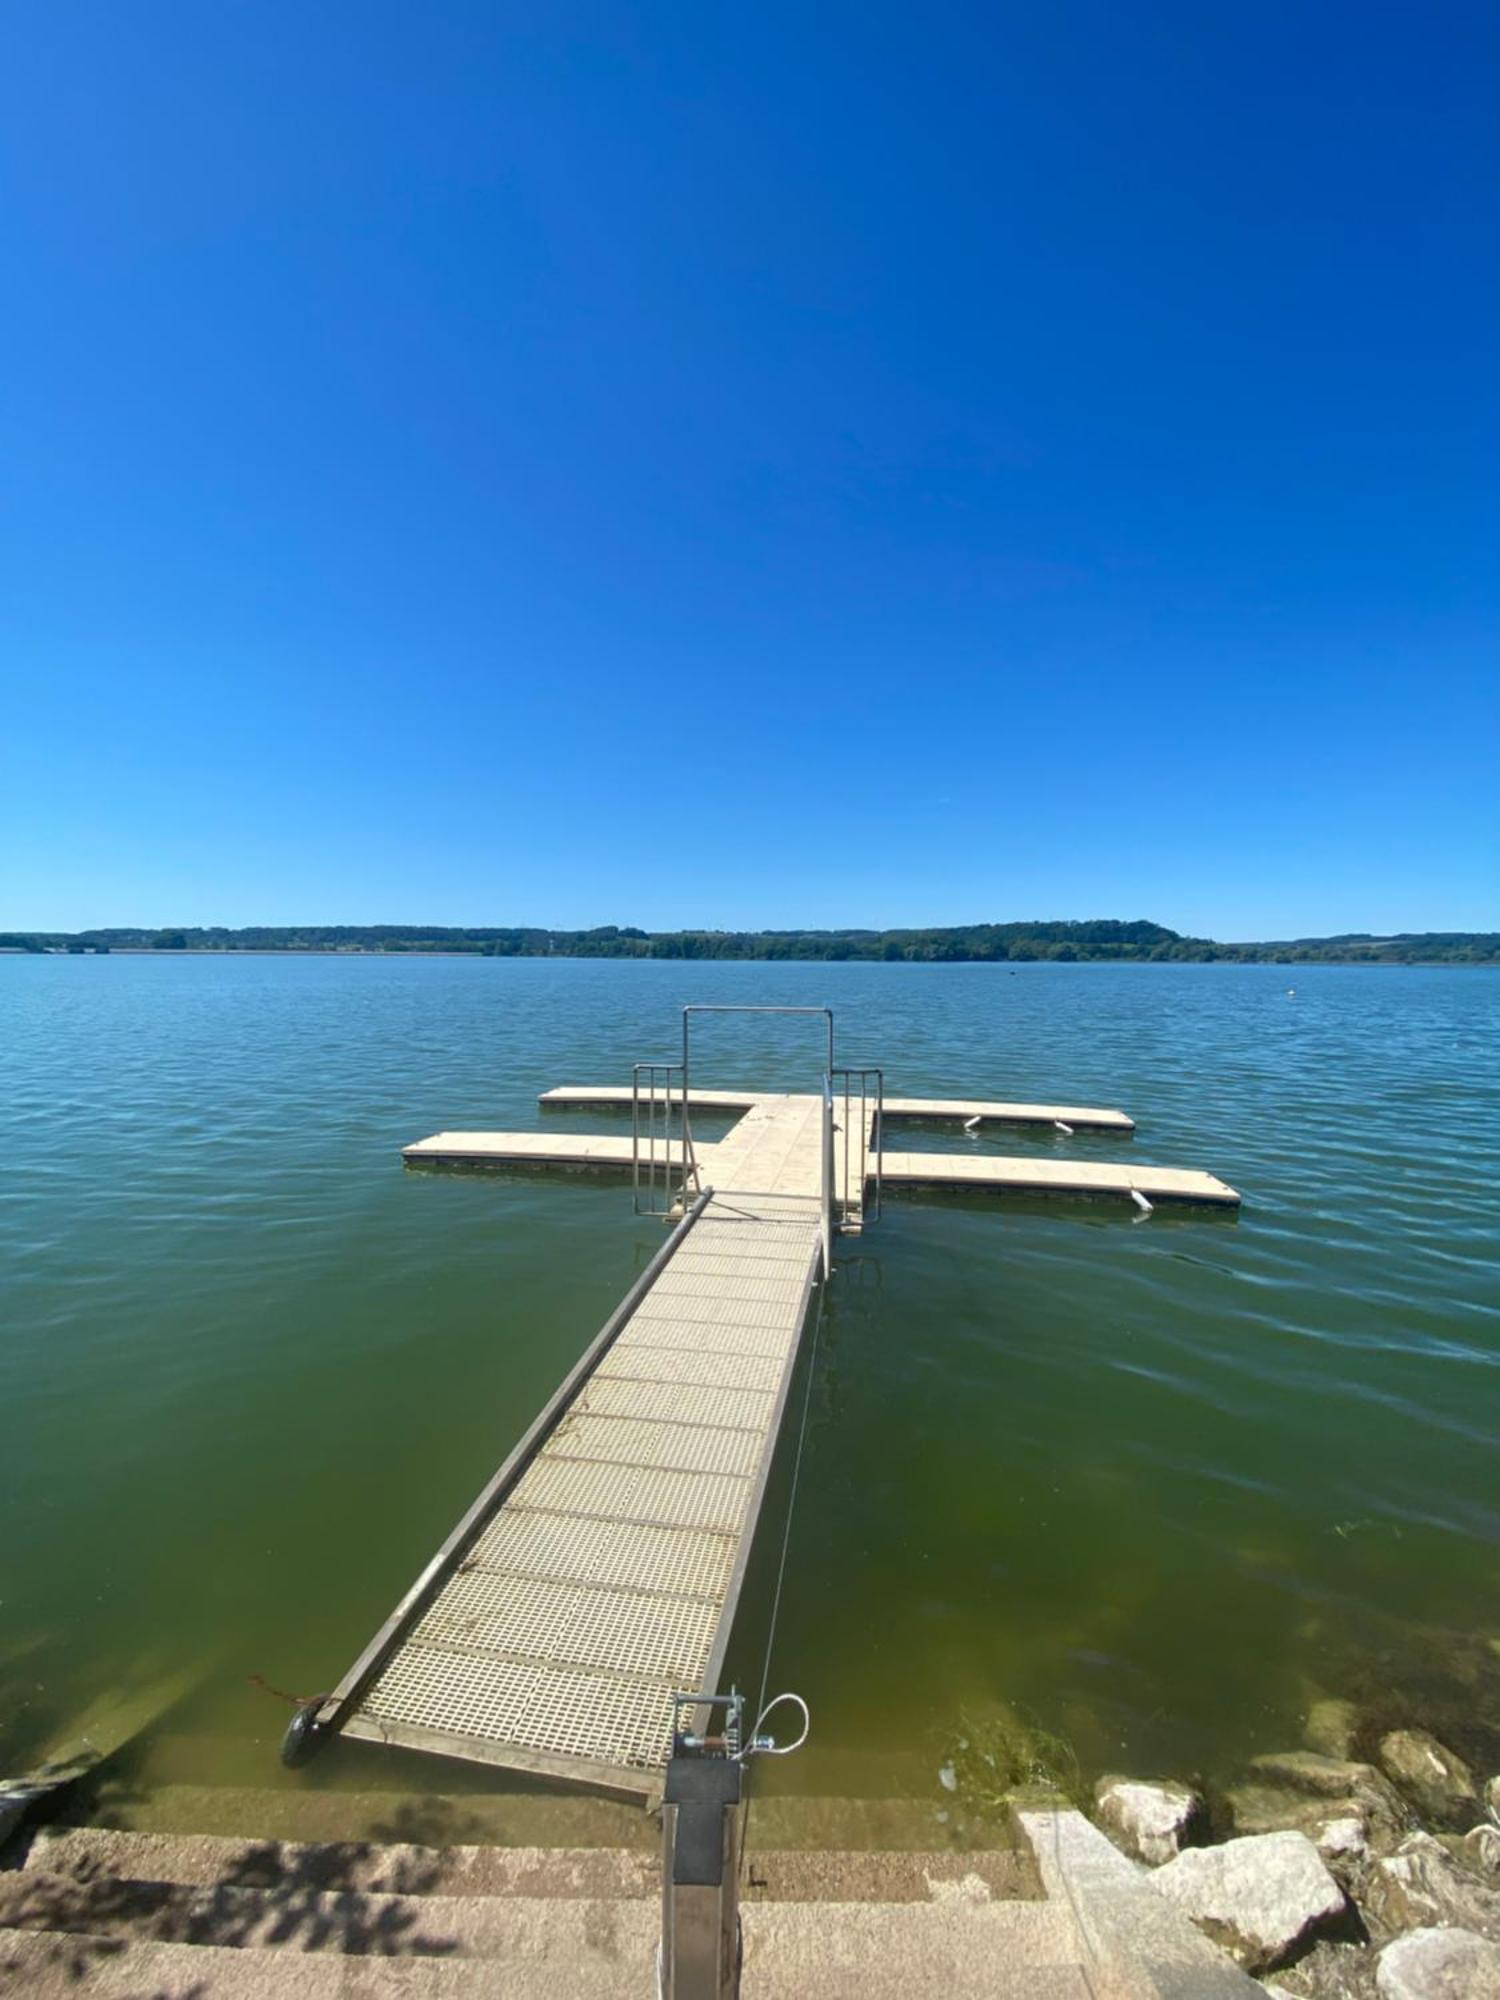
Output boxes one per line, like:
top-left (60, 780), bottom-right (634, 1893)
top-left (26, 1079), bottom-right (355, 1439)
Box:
top-left (286, 1006), bottom-right (871, 1820)
top-left (280, 1000), bottom-right (1247, 1994)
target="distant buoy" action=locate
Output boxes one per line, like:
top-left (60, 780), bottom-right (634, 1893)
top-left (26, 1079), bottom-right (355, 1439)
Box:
top-left (1286, 988), bottom-right (1296, 997)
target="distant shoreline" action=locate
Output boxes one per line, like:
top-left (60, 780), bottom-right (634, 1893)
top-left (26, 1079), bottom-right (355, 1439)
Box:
top-left (4, 920), bottom-right (1496, 968)
top-left (2, 950), bottom-right (1492, 968)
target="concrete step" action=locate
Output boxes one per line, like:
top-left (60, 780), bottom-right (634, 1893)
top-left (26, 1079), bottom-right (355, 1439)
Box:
top-left (0, 1870), bottom-right (655, 1961)
top-left (0, 1903), bottom-right (1093, 1999)
top-left (62, 1779), bottom-right (658, 1850)
top-left (24, 1824), bottom-right (658, 1899)
top-left (25, 1823), bottom-right (1037, 1904)
top-left (0, 1923), bottom-right (649, 1998)
top-left (61, 1775), bottom-right (1013, 1855)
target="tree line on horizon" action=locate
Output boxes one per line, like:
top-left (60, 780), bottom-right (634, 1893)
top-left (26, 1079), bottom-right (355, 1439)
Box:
top-left (3, 920), bottom-right (1496, 964)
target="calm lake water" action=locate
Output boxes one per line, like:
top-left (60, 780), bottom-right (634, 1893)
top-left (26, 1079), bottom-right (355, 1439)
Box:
top-left (3, 955), bottom-right (1499, 1829)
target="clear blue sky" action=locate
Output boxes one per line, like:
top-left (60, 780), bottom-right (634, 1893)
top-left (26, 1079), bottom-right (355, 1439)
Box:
top-left (4, 2), bottom-right (1496, 938)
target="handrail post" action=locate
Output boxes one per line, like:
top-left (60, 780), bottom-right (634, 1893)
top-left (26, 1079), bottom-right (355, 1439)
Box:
top-left (873, 1067), bottom-right (884, 1222)
top-left (820, 1072), bottom-right (833, 1278)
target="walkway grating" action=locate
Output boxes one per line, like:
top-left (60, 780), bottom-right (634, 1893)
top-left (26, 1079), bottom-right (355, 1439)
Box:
top-left (326, 1183), bottom-right (823, 1796)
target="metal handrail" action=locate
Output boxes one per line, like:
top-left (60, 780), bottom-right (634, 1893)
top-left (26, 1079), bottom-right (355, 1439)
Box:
top-left (830, 1066), bottom-right (883, 1226)
top-left (820, 1072), bottom-right (834, 1278)
top-left (633, 1061), bottom-right (698, 1216)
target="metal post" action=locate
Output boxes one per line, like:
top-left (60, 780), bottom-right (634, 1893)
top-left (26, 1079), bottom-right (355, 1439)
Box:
top-left (632, 1068), bottom-right (641, 1214)
top-left (659, 1748), bottom-right (744, 1999)
top-left (650, 1065), bottom-right (659, 1214)
top-left (820, 1073), bottom-right (833, 1278)
top-left (872, 1068), bottom-right (884, 1222)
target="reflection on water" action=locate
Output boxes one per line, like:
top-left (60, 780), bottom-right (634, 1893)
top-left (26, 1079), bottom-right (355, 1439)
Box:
top-left (3, 955), bottom-right (1498, 1829)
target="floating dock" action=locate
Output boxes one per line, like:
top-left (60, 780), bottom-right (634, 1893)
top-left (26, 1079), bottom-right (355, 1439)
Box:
top-left (301, 1016), bottom-right (1238, 1803)
top-left (540, 1083), bottom-right (1135, 1133)
top-left (307, 1079), bottom-right (863, 1798)
top-left (407, 1086), bottom-right (1236, 1208)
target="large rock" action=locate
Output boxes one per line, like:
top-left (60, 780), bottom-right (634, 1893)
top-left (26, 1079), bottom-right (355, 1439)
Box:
top-left (1268, 1939), bottom-right (1382, 1997)
top-left (1316, 1817), bottom-right (1370, 1867)
top-left (1376, 1925), bottom-right (1500, 1998)
top-left (1377, 1732), bottom-right (1479, 1829)
top-left (1150, 1829), bottom-right (1346, 1972)
top-left (1227, 1752), bottom-right (1409, 1857)
top-left (1250, 1753), bottom-right (1401, 1805)
top-left (1362, 1831), bottom-right (1500, 1941)
top-left (1305, 1700), bottom-right (1361, 1761)
top-left (1465, 1825), bottom-right (1500, 1878)
top-left (1093, 1775), bottom-right (1206, 1865)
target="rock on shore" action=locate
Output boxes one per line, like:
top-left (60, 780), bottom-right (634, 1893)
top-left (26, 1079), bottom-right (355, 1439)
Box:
top-left (1376, 1925), bottom-right (1500, 1999)
top-left (1226, 1751), bottom-right (1409, 1858)
top-left (1377, 1732), bottom-right (1479, 1830)
top-left (1150, 1829), bottom-right (1346, 1972)
top-left (1362, 1831), bottom-right (1500, 1940)
top-left (1092, 1776), bottom-right (1205, 1865)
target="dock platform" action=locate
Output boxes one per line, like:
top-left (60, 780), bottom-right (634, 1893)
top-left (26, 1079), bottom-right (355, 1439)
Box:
top-left (304, 1029), bottom-right (1238, 1803)
top-left (540, 1083), bottom-right (1135, 1133)
top-left (311, 1078), bottom-right (864, 1799)
top-left (407, 1085), bottom-right (1235, 1208)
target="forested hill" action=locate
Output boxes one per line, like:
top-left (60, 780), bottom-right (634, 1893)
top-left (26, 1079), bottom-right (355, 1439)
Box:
top-left (4, 922), bottom-right (1496, 964)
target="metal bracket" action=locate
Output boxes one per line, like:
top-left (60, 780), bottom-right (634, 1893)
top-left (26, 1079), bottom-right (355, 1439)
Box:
top-left (660, 1692), bottom-right (747, 2000)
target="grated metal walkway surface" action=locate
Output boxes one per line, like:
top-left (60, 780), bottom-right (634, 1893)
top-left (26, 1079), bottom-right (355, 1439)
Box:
top-left (335, 1185), bottom-right (823, 1796)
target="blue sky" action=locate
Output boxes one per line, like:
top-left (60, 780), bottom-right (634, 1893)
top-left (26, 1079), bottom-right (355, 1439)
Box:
top-left (4, 2), bottom-right (1496, 938)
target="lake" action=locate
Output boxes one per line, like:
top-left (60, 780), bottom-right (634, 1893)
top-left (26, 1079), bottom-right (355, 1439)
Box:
top-left (3, 954), bottom-right (1498, 1831)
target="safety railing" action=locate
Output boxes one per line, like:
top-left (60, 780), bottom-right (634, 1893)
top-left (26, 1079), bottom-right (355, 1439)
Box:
top-left (830, 1066), bottom-right (883, 1227)
top-left (633, 1062), bottom-right (700, 1217)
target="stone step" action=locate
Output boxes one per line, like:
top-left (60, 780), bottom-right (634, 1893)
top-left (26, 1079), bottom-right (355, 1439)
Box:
top-left (62, 1776), bottom-right (1004, 1855)
top-left (62, 1779), bottom-right (658, 1850)
top-left (25, 1823), bottom-right (1038, 1904)
top-left (24, 1825), bottom-right (658, 1899)
top-left (0, 1871), bottom-right (656, 1961)
top-left (0, 1902), bottom-right (1093, 1998)
top-left (0, 1923), bottom-right (648, 1998)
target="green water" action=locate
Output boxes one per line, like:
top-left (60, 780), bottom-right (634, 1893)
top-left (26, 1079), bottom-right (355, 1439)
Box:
top-left (4, 955), bottom-right (1499, 1824)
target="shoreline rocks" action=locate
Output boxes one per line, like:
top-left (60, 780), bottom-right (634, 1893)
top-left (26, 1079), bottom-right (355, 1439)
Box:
top-left (1226, 1751), bottom-right (1409, 1860)
top-left (1376, 1925), bottom-right (1500, 1998)
top-left (1093, 1775), bottom-right (1206, 1865)
top-left (1361, 1830), bottom-right (1500, 1941)
top-left (1150, 1829), bottom-right (1347, 1973)
top-left (1305, 1699), bottom-right (1361, 1762)
top-left (1377, 1731), bottom-right (1480, 1831)
top-left (1089, 1715), bottom-right (1500, 1998)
